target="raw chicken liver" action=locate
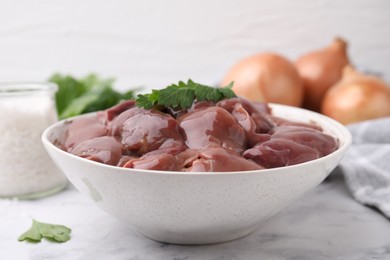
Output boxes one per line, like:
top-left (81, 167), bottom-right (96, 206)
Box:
top-left (60, 98), bottom-right (338, 172)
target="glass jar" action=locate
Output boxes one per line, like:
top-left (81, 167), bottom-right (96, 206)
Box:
top-left (0, 82), bottom-right (68, 199)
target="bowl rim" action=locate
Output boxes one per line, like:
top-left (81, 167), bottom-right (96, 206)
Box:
top-left (42, 103), bottom-right (352, 176)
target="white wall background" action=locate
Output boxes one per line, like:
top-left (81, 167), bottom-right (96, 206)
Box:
top-left (0, 0), bottom-right (389, 92)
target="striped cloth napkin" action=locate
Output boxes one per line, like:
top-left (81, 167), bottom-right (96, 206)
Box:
top-left (339, 117), bottom-right (390, 218)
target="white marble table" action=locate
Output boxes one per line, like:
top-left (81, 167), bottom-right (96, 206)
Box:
top-left (1, 170), bottom-right (390, 260)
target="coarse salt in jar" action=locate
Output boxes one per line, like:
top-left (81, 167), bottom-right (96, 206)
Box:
top-left (0, 82), bottom-right (67, 199)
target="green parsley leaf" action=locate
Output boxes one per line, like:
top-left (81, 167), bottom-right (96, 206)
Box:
top-left (135, 79), bottom-right (236, 109)
top-left (158, 84), bottom-right (195, 109)
top-left (192, 83), bottom-right (223, 102)
top-left (135, 89), bottom-right (161, 109)
top-left (49, 73), bottom-right (138, 120)
top-left (18, 219), bottom-right (71, 243)
top-left (136, 94), bottom-right (154, 109)
top-left (219, 81), bottom-right (236, 98)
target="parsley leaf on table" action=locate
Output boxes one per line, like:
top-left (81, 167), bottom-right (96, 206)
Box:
top-left (18, 219), bottom-right (71, 243)
top-left (136, 79), bottom-right (236, 109)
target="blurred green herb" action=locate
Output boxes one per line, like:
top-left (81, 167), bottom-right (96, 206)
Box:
top-left (50, 73), bottom-right (136, 119)
top-left (136, 79), bottom-right (235, 109)
top-left (18, 219), bottom-right (71, 243)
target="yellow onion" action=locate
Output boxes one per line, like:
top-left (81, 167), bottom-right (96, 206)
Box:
top-left (321, 66), bottom-right (390, 124)
top-left (221, 53), bottom-right (303, 107)
top-left (295, 37), bottom-right (350, 112)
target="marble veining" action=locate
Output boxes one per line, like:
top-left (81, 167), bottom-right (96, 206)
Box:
top-left (1, 172), bottom-right (390, 260)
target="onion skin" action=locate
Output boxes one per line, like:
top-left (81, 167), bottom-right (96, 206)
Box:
top-left (321, 66), bottom-right (390, 125)
top-left (295, 38), bottom-right (350, 112)
top-left (221, 53), bottom-right (303, 107)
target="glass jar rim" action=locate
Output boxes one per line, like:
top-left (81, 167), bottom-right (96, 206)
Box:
top-left (0, 82), bottom-right (58, 96)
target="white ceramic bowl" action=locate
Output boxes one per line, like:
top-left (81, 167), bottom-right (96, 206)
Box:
top-left (42, 104), bottom-right (351, 245)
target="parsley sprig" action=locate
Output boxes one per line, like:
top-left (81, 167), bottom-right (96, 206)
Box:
top-left (136, 79), bottom-right (236, 109)
top-left (50, 73), bottom-right (137, 120)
